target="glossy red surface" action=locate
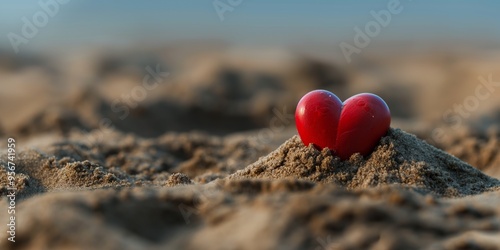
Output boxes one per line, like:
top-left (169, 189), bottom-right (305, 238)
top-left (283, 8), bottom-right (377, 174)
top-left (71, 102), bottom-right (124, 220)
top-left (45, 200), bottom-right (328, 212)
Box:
top-left (295, 90), bottom-right (391, 160)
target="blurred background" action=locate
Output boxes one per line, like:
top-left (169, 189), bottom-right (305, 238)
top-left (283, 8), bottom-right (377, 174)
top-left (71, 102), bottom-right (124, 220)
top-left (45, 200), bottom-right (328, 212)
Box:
top-left (1, 0), bottom-right (499, 144)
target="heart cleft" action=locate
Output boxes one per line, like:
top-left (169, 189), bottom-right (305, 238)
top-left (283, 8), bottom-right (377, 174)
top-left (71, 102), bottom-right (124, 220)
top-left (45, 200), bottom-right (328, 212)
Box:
top-left (295, 90), bottom-right (391, 160)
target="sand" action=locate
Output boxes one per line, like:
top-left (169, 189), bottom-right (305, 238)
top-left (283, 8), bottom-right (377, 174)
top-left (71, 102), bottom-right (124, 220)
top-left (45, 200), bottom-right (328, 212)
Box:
top-left (0, 130), bottom-right (271, 199)
top-left (433, 126), bottom-right (500, 179)
top-left (231, 128), bottom-right (500, 197)
top-left (1, 46), bottom-right (500, 249)
top-left (1, 128), bottom-right (500, 249)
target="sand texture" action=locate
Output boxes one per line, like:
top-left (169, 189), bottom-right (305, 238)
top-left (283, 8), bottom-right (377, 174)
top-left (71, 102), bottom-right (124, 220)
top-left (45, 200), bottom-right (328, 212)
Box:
top-left (1, 47), bottom-right (500, 249)
top-left (231, 128), bottom-right (500, 197)
top-left (1, 128), bottom-right (500, 249)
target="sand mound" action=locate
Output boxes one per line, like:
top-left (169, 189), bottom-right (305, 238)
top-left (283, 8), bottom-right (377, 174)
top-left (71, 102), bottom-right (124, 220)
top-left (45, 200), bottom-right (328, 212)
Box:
top-left (434, 126), bottom-right (500, 179)
top-left (231, 128), bottom-right (500, 197)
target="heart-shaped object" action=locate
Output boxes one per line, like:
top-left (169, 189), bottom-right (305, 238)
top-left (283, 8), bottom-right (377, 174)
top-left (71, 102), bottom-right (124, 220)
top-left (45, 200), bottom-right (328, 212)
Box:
top-left (295, 90), bottom-right (391, 160)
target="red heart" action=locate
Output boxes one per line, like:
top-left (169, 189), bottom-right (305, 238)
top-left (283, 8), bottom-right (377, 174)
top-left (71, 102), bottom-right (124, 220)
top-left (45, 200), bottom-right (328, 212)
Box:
top-left (295, 90), bottom-right (391, 160)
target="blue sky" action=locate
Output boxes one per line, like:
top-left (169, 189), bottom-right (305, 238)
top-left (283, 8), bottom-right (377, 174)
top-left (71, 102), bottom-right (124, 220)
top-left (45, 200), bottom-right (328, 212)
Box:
top-left (1, 1), bottom-right (499, 52)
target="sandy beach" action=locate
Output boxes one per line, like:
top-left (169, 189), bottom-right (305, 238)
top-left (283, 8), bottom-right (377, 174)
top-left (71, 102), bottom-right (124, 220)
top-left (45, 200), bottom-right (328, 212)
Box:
top-left (0, 43), bottom-right (500, 249)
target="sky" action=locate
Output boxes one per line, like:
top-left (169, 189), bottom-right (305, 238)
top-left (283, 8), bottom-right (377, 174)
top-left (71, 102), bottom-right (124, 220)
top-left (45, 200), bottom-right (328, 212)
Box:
top-left (1, 0), bottom-right (499, 53)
